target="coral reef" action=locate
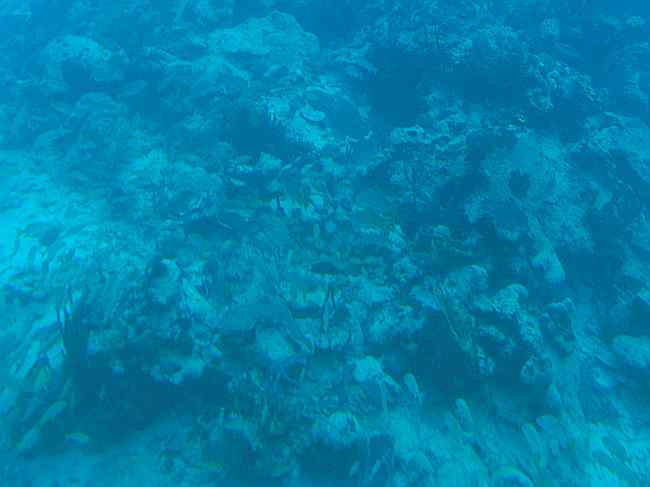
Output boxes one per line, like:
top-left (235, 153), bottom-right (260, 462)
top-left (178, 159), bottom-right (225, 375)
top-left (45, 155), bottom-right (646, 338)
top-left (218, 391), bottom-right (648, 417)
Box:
top-left (1, 1), bottom-right (650, 485)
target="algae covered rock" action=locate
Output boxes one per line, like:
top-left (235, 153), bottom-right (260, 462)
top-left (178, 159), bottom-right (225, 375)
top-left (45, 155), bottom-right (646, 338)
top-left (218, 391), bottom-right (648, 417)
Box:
top-left (209, 11), bottom-right (319, 74)
top-left (520, 353), bottom-right (554, 393)
top-left (311, 411), bottom-right (364, 450)
top-left (41, 35), bottom-right (126, 94)
top-left (612, 335), bottom-right (650, 371)
top-left (531, 246), bottom-right (566, 288)
top-left (351, 355), bottom-right (400, 412)
top-left (541, 298), bottom-right (576, 355)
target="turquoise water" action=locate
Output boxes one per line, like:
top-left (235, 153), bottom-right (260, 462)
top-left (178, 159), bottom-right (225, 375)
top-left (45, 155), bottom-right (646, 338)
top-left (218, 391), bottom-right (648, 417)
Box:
top-left (1, 1), bottom-right (650, 486)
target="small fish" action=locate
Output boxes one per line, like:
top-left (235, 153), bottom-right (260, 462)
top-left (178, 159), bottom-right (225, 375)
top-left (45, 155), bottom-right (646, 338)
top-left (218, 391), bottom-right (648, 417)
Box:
top-left (65, 432), bottom-right (91, 448)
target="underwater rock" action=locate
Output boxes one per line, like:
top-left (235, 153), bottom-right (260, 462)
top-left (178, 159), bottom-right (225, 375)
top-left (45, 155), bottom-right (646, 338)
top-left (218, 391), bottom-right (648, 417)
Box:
top-left (474, 284), bottom-right (529, 326)
top-left (147, 259), bottom-right (183, 309)
top-left (393, 256), bottom-right (421, 286)
top-left (468, 198), bottom-right (530, 245)
top-left (160, 162), bottom-right (225, 225)
top-left (304, 86), bottom-right (365, 136)
top-left (178, 0), bottom-right (233, 26)
top-left (401, 450), bottom-right (435, 484)
top-left (352, 278), bottom-right (395, 308)
top-left (518, 316), bottom-right (545, 357)
top-left (521, 421), bottom-right (547, 469)
top-left (410, 283), bottom-right (445, 317)
top-left (541, 298), bottom-right (576, 355)
top-left (508, 169), bottom-right (531, 199)
top-left (209, 11), bottom-right (319, 74)
top-left (152, 355), bottom-right (206, 385)
top-left (348, 222), bottom-right (409, 261)
top-left (389, 125), bottom-right (435, 147)
top-left (351, 355), bottom-right (400, 412)
top-left (254, 327), bottom-right (296, 367)
top-left (580, 119), bottom-right (650, 203)
top-left (520, 353), bottom-right (554, 393)
top-left (5, 0), bottom-right (650, 484)
top-left (179, 277), bottom-right (219, 329)
top-left (612, 335), bottom-right (650, 372)
top-left (300, 105), bottom-right (327, 124)
top-left (188, 53), bottom-right (250, 103)
top-left (365, 302), bottom-right (422, 346)
top-left (309, 411), bottom-right (394, 483)
top-left (311, 411), bottom-right (364, 450)
top-left (256, 152), bottom-right (284, 179)
top-left (579, 359), bottom-right (622, 423)
top-left (41, 35), bottom-right (126, 94)
top-left (464, 25), bottom-right (530, 96)
top-left (477, 324), bottom-right (517, 362)
top-left (219, 299), bottom-right (294, 336)
top-left (531, 246), bottom-right (566, 288)
top-left (327, 45), bottom-right (377, 83)
top-left (448, 265), bottom-right (490, 300)
top-left (352, 355), bottom-right (383, 383)
top-left (474, 283), bottom-right (551, 379)
top-left (223, 414), bottom-right (261, 459)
